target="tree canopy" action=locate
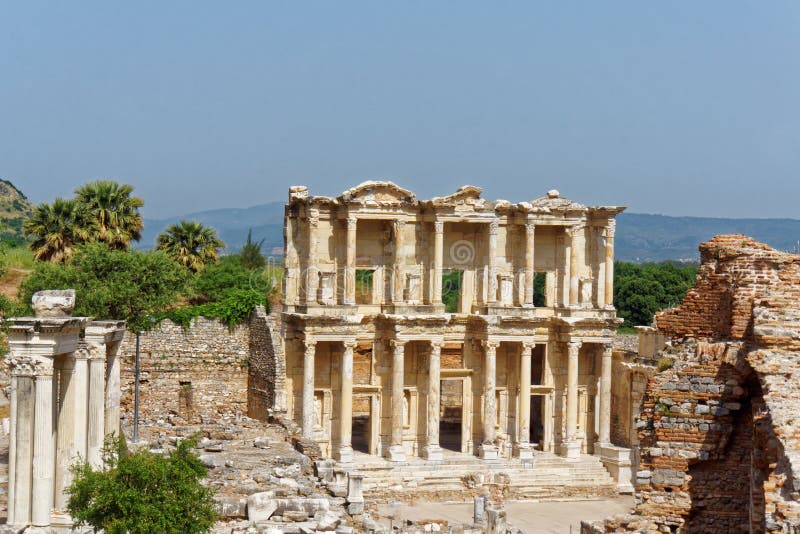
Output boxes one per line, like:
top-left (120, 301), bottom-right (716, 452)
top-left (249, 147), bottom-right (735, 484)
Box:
top-left (156, 220), bottom-right (225, 273)
top-left (613, 261), bottom-right (698, 328)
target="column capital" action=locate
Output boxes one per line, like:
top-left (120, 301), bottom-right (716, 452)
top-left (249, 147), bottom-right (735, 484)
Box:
top-left (602, 343), bottom-right (613, 357)
top-left (8, 355), bottom-right (53, 377)
top-left (394, 218), bottom-right (407, 230)
top-left (303, 339), bottom-right (317, 354)
top-left (346, 214), bottom-right (358, 225)
top-left (308, 208), bottom-right (319, 226)
top-left (389, 339), bottom-right (405, 353)
top-left (482, 339), bottom-right (500, 352)
top-left (521, 340), bottom-right (536, 351)
top-left (564, 225), bottom-right (573, 238)
top-left (434, 220), bottom-right (444, 233)
top-left (489, 218), bottom-right (499, 236)
top-left (342, 340), bottom-right (358, 351)
top-left (605, 220), bottom-right (616, 238)
top-left (525, 221), bottom-right (536, 233)
top-left (567, 340), bottom-right (582, 352)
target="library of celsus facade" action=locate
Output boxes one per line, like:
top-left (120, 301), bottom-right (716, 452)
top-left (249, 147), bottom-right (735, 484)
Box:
top-left (280, 181), bottom-right (624, 464)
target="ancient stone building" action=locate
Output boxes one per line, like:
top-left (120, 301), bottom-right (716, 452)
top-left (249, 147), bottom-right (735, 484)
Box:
top-left (279, 181), bottom-right (625, 464)
top-left (584, 235), bottom-right (800, 533)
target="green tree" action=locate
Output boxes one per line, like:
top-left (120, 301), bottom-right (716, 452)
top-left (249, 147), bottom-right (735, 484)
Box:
top-left (20, 244), bottom-right (187, 331)
top-left (22, 198), bottom-right (91, 263)
top-left (74, 180), bottom-right (144, 249)
top-left (67, 436), bottom-right (217, 534)
top-left (240, 229), bottom-right (266, 270)
top-left (191, 254), bottom-right (272, 303)
top-left (613, 261), bottom-right (698, 328)
top-left (156, 220), bottom-right (225, 273)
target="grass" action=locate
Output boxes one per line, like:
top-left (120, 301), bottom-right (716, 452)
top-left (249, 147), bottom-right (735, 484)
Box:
top-left (1, 244), bottom-right (34, 270)
top-left (617, 326), bottom-right (638, 334)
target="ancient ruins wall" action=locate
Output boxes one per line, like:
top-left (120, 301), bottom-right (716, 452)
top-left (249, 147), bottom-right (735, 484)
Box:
top-left (585, 235), bottom-right (800, 533)
top-left (119, 312), bottom-right (282, 426)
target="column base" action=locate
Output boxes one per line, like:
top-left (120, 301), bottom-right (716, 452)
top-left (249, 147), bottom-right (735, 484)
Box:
top-left (559, 440), bottom-right (581, 459)
top-left (387, 445), bottom-right (406, 462)
top-left (335, 445), bottom-right (354, 464)
top-left (422, 444), bottom-right (443, 461)
top-left (514, 443), bottom-right (534, 461)
top-left (479, 443), bottom-right (499, 461)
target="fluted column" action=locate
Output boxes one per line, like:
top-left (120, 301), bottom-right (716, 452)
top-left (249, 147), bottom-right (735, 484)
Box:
top-left (105, 342), bottom-right (121, 438)
top-left (87, 351), bottom-right (106, 469)
top-left (393, 219), bottom-right (406, 304)
top-left (306, 208), bottom-right (319, 305)
top-left (524, 222), bottom-right (536, 306)
top-left (7, 375), bottom-right (17, 525)
top-left (432, 220), bottom-right (444, 305)
top-left (344, 215), bottom-right (357, 305)
top-left (604, 221), bottom-right (616, 307)
top-left (423, 341), bottom-right (443, 461)
top-left (487, 219), bottom-right (499, 304)
top-left (301, 340), bottom-right (317, 439)
top-left (31, 374), bottom-right (54, 527)
top-left (561, 340), bottom-right (581, 459)
top-left (388, 340), bottom-right (406, 461)
top-left (515, 342), bottom-right (534, 460)
top-left (337, 341), bottom-right (356, 463)
top-left (598, 344), bottom-right (613, 446)
top-left (480, 340), bottom-right (499, 460)
top-left (54, 357), bottom-right (76, 512)
top-left (562, 228), bottom-right (572, 307)
top-left (596, 228), bottom-right (606, 307)
top-left (10, 375), bottom-right (33, 526)
top-left (569, 226), bottom-right (580, 306)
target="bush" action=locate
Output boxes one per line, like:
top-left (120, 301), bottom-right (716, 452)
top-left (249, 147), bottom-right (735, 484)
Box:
top-left (614, 261), bottom-right (698, 327)
top-left (67, 436), bottom-right (217, 534)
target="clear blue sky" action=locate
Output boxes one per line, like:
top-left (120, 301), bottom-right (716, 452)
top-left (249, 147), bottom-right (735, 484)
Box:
top-left (2, 2), bottom-right (799, 219)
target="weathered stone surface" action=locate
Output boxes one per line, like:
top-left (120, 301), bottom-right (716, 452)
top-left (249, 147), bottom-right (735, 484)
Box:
top-left (31, 289), bottom-right (75, 317)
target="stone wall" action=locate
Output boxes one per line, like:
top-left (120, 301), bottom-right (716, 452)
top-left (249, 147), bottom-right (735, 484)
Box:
top-left (587, 236), bottom-right (800, 533)
top-left (120, 310), bottom-right (281, 427)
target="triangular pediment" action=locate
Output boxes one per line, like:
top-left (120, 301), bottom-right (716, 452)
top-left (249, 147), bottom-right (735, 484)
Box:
top-left (339, 181), bottom-right (416, 205)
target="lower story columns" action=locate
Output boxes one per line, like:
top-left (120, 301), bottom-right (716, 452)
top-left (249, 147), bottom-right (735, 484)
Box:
top-left (301, 340), bottom-right (317, 440)
top-left (561, 340), bottom-right (582, 459)
top-left (336, 341), bottom-right (356, 463)
top-left (388, 340), bottom-right (406, 462)
top-left (422, 341), bottom-right (443, 461)
top-left (480, 340), bottom-right (499, 460)
top-left (515, 341), bottom-right (535, 461)
top-left (598, 344), bottom-right (613, 447)
top-left (31, 374), bottom-right (54, 528)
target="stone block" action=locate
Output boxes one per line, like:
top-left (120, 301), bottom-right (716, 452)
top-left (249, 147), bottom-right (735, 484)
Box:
top-left (32, 289), bottom-right (75, 317)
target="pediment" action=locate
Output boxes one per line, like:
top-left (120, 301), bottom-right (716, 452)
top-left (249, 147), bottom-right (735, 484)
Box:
top-left (339, 181), bottom-right (416, 205)
top-left (430, 185), bottom-right (486, 211)
top-left (529, 189), bottom-right (586, 211)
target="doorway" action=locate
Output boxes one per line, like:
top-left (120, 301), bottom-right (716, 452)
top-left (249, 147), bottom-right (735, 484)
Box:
top-left (352, 393), bottom-right (379, 455)
top-left (530, 395), bottom-right (544, 449)
top-left (440, 379), bottom-right (463, 452)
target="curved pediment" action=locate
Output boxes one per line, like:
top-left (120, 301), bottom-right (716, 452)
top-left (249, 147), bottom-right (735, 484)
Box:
top-left (429, 185), bottom-right (487, 212)
top-left (339, 181), bottom-right (416, 205)
top-left (528, 189), bottom-right (586, 212)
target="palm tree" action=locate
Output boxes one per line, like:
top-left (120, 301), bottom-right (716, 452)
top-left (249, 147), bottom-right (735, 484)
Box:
top-left (74, 180), bottom-right (144, 249)
top-left (156, 220), bottom-right (225, 272)
top-left (23, 198), bottom-right (92, 263)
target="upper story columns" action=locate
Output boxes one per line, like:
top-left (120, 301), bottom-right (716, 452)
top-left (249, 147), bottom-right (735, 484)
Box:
top-left (431, 220), bottom-right (444, 305)
top-left (524, 222), bottom-right (536, 306)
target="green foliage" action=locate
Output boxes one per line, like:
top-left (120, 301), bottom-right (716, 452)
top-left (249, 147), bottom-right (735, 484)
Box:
top-left (614, 261), bottom-right (698, 327)
top-left (154, 288), bottom-right (269, 328)
top-left (23, 197), bottom-right (91, 263)
top-left (191, 255), bottom-right (267, 303)
top-left (20, 244), bottom-right (188, 332)
top-left (355, 269), bottom-right (374, 303)
top-left (156, 220), bottom-right (225, 273)
top-left (533, 272), bottom-right (546, 307)
top-left (240, 229), bottom-right (266, 270)
top-left (442, 270), bottom-right (462, 313)
top-left (67, 436), bottom-right (217, 534)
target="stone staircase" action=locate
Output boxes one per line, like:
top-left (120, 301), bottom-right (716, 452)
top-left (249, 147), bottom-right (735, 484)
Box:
top-left (331, 450), bottom-right (618, 503)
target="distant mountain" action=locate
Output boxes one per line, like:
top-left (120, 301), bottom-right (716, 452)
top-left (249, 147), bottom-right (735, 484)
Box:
top-left (140, 204), bottom-right (800, 263)
top-left (0, 179), bottom-right (34, 243)
top-left (141, 203), bottom-right (285, 255)
top-left (616, 213), bottom-right (800, 262)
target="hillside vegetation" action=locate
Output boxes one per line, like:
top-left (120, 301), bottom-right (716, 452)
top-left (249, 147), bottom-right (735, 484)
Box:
top-left (0, 179), bottom-right (34, 243)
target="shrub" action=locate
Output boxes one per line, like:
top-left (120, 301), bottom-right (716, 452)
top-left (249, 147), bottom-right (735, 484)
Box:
top-left (67, 436), bottom-right (217, 534)
top-left (657, 356), bottom-right (675, 372)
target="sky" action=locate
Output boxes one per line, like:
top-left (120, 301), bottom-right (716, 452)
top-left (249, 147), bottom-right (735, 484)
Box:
top-left (1, 2), bottom-right (799, 219)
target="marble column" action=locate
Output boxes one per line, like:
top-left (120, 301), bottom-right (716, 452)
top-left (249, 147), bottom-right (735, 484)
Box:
top-left (87, 351), bottom-right (106, 468)
top-left (301, 340), bottom-right (317, 439)
top-left (306, 208), bottom-right (319, 305)
top-left (604, 221), bottom-right (615, 307)
top-left (487, 219), bottom-right (499, 304)
top-left (562, 228), bottom-right (571, 307)
top-left (569, 226), bottom-right (580, 306)
top-left (105, 342), bottom-right (122, 438)
top-left (388, 340), bottom-right (406, 461)
top-left (596, 228), bottom-right (606, 307)
top-left (31, 374), bottom-right (54, 527)
top-left (423, 341), bottom-right (443, 461)
top-left (345, 215), bottom-right (357, 305)
top-left (54, 357), bottom-right (77, 512)
top-left (10, 375), bottom-right (34, 526)
top-left (337, 341), bottom-right (356, 463)
top-left (393, 219), bottom-right (406, 304)
top-left (561, 340), bottom-right (581, 459)
top-left (73, 349), bottom-right (89, 460)
top-left (432, 220), bottom-right (444, 304)
top-left (524, 222), bottom-right (536, 306)
top-left (7, 375), bottom-right (17, 525)
top-left (598, 344), bottom-right (613, 446)
top-left (515, 342), bottom-right (534, 460)
top-left (480, 340), bottom-right (499, 460)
